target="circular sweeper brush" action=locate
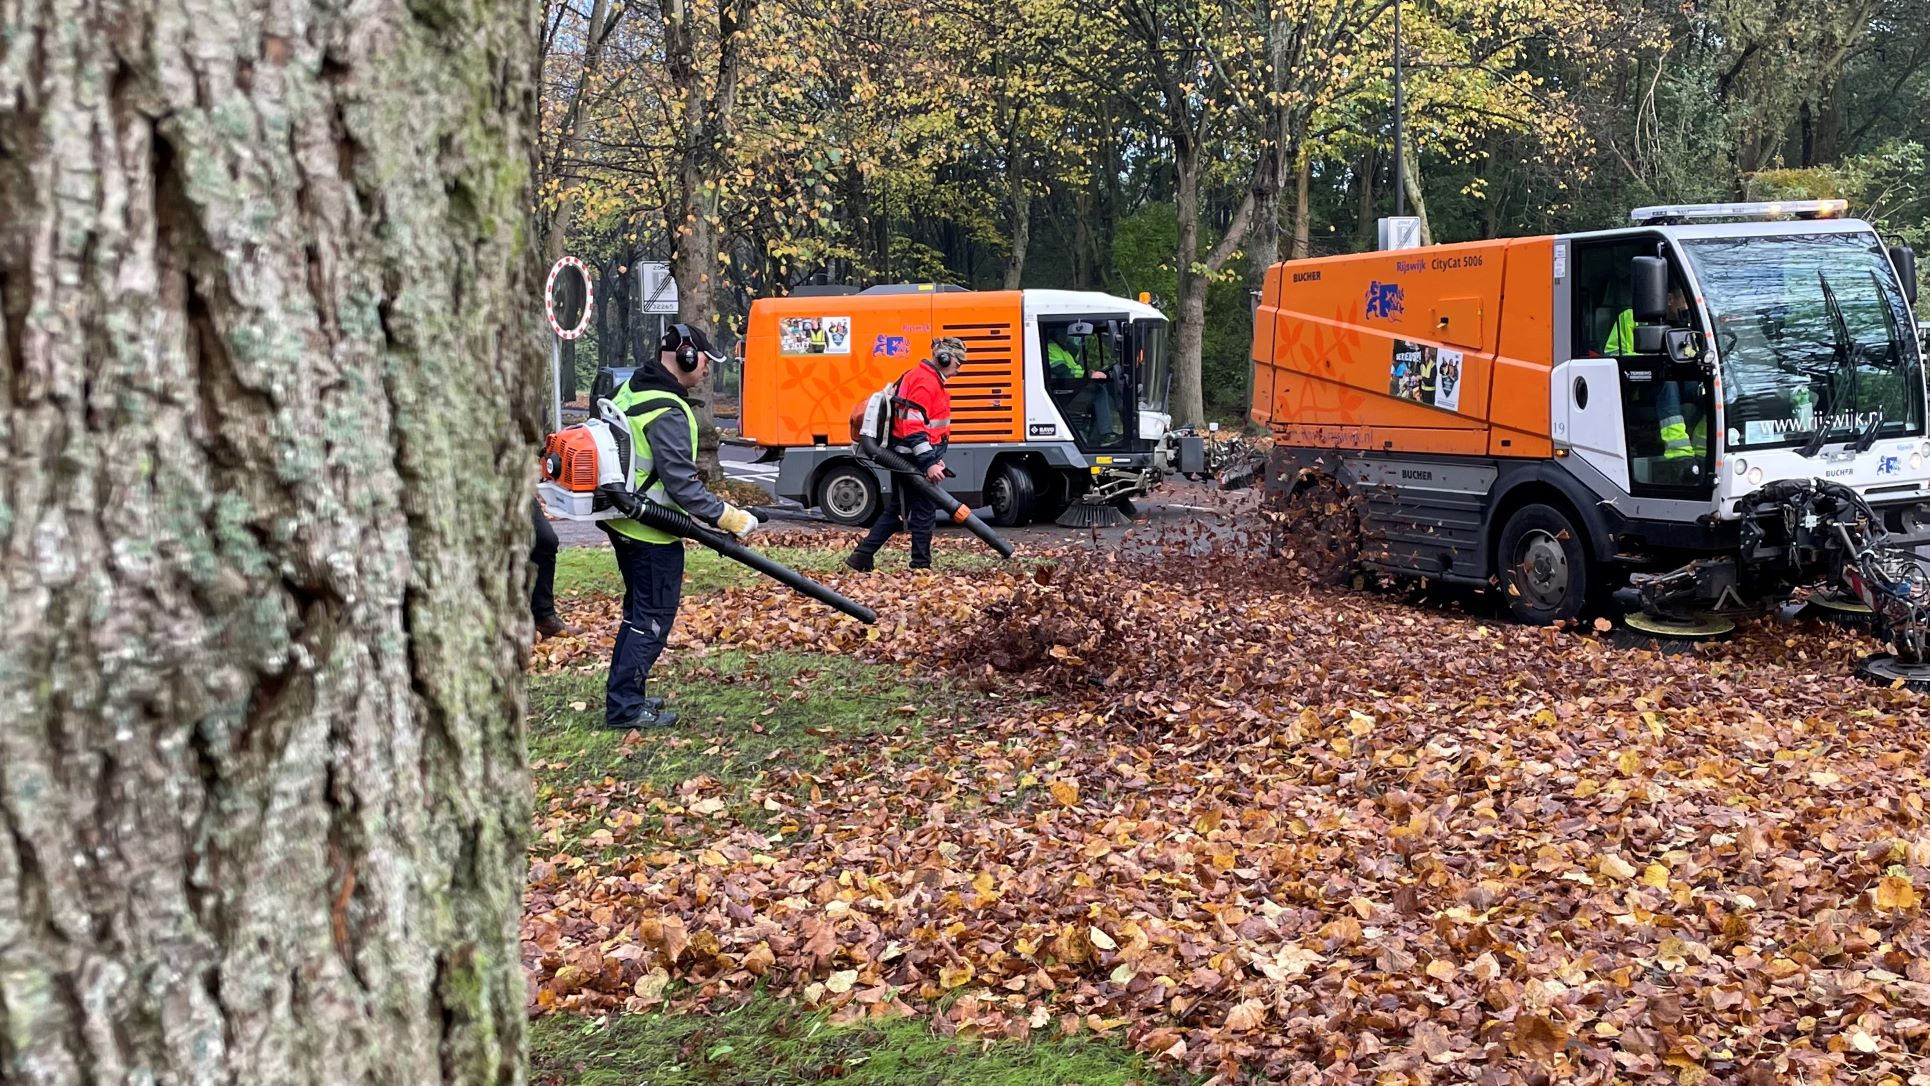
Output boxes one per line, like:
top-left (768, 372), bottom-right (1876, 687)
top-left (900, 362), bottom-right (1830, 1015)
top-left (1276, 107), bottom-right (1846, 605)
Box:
top-left (1801, 588), bottom-right (1876, 625)
top-left (1854, 652), bottom-right (1930, 691)
top-left (1622, 611), bottom-right (1737, 641)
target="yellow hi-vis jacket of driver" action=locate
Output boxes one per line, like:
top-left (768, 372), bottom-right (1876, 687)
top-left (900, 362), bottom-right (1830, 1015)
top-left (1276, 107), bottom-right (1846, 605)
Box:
top-left (607, 385), bottom-right (698, 543)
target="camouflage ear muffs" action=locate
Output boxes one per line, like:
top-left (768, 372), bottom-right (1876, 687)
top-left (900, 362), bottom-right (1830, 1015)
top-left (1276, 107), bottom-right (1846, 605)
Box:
top-left (932, 336), bottom-right (968, 366)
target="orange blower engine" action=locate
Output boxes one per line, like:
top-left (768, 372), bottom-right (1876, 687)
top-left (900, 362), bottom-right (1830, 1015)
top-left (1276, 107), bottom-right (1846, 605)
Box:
top-left (538, 408), bottom-right (633, 521)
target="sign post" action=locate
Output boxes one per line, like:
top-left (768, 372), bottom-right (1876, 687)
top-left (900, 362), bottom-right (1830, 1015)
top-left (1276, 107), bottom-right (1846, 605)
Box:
top-left (1377, 216), bottom-right (1423, 251)
top-left (638, 260), bottom-right (679, 351)
top-left (544, 256), bottom-right (595, 434)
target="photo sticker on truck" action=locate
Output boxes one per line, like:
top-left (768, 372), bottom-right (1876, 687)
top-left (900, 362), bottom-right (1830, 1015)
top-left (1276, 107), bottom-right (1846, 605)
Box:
top-left (779, 316), bottom-right (851, 355)
top-left (1389, 340), bottom-right (1464, 414)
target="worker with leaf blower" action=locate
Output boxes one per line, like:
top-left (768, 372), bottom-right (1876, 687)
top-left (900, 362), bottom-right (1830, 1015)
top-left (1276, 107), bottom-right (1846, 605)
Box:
top-left (601, 323), bottom-right (761, 730)
top-left (844, 336), bottom-right (967, 572)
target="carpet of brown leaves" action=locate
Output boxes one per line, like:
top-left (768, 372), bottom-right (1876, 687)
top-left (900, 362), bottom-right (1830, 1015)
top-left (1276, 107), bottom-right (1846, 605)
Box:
top-left (526, 520), bottom-right (1930, 1085)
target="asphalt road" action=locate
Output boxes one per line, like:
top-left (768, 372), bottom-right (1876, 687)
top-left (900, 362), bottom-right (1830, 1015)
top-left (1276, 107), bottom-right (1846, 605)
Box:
top-left (549, 443), bottom-right (1260, 551)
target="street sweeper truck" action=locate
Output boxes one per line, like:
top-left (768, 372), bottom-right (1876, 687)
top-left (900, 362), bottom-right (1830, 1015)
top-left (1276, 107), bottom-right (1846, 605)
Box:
top-left (1251, 199), bottom-right (1930, 685)
top-left (737, 285), bottom-right (1188, 529)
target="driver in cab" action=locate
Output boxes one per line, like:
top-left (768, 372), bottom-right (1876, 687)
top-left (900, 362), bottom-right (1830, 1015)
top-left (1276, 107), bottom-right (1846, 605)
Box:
top-left (1047, 327), bottom-right (1120, 442)
top-left (1607, 285), bottom-right (1707, 469)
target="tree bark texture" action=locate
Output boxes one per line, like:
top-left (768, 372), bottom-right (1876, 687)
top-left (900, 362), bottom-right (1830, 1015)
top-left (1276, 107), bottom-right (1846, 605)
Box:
top-left (0, 0), bottom-right (540, 1078)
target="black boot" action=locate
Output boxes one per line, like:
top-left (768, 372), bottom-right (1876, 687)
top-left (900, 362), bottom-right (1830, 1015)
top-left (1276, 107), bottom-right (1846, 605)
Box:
top-left (844, 551), bottom-right (875, 572)
top-left (608, 706), bottom-right (678, 730)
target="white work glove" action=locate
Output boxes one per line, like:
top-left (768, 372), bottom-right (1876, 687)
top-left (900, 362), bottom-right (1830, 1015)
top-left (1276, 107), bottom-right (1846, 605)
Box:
top-left (716, 504), bottom-right (759, 539)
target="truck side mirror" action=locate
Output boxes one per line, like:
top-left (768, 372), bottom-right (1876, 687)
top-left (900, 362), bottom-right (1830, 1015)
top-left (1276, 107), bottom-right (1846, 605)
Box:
top-left (1890, 245), bottom-right (1918, 307)
top-left (1665, 328), bottom-right (1705, 363)
top-left (1631, 256), bottom-right (1668, 322)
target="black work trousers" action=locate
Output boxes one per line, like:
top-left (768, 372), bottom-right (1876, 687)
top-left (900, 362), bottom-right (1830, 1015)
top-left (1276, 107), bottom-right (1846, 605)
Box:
top-left (601, 527), bottom-right (685, 726)
top-left (853, 476), bottom-right (938, 568)
top-left (530, 500), bottom-right (559, 622)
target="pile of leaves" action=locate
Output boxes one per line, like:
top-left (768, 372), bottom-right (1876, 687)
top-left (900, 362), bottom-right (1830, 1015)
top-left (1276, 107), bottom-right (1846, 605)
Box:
top-left (527, 516), bottom-right (1930, 1085)
top-left (949, 564), bottom-right (1155, 693)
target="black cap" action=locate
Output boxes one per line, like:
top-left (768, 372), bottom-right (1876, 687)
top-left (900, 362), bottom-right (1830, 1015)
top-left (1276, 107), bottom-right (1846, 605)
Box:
top-left (661, 323), bottom-right (713, 354)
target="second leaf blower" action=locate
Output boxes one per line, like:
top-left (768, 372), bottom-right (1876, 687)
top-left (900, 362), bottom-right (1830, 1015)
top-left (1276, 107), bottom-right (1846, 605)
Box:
top-left (850, 381), bottom-right (1015, 559)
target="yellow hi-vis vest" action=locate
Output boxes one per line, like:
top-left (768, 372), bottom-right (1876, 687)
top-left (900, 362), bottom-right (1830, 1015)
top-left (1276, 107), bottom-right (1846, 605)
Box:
top-left (1048, 341), bottom-right (1084, 379)
top-left (607, 385), bottom-right (697, 543)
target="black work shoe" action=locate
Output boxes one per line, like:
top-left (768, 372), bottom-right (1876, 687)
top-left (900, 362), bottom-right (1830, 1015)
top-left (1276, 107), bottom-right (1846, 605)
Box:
top-left (640, 696), bottom-right (665, 712)
top-left (844, 552), bottom-right (875, 573)
top-left (607, 707), bottom-right (678, 730)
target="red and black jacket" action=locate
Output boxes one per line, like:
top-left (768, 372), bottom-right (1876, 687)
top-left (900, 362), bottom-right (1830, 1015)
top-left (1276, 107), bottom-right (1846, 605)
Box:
top-left (889, 359), bottom-right (951, 470)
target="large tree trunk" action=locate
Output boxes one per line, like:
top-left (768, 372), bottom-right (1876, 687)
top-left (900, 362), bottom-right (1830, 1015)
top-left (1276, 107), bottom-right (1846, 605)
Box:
top-left (663, 0), bottom-right (758, 476)
top-left (1172, 153), bottom-right (1207, 427)
top-left (1003, 167), bottom-right (1030, 290)
top-left (1355, 150), bottom-right (1378, 249)
top-left (1399, 140), bottom-right (1434, 246)
top-left (1291, 152), bottom-right (1312, 260)
top-left (1072, 189), bottom-right (1094, 290)
top-left (1169, 140), bottom-right (1258, 428)
top-left (0, 0), bottom-right (538, 1080)
top-left (541, 0), bottom-right (619, 262)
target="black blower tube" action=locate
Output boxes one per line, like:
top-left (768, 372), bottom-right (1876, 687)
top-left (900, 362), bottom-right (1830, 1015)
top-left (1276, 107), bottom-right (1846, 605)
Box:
top-left (857, 435), bottom-right (1015, 559)
top-left (614, 491), bottom-right (878, 624)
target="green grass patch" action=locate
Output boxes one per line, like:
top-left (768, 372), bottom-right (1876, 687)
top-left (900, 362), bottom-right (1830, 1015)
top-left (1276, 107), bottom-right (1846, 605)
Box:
top-left (528, 649), bottom-right (958, 840)
top-left (554, 543), bottom-right (1025, 600)
top-left (553, 545), bottom-right (853, 599)
top-left (529, 995), bottom-right (1182, 1086)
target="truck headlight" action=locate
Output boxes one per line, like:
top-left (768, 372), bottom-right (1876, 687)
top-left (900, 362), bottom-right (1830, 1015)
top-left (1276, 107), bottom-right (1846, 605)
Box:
top-left (1913, 451), bottom-right (1925, 472)
top-left (1747, 466), bottom-right (1765, 486)
top-left (1732, 457), bottom-right (1748, 477)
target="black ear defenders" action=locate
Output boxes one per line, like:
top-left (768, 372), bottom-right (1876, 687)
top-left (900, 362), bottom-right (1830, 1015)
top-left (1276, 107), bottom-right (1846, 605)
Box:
top-left (666, 323), bottom-right (700, 372)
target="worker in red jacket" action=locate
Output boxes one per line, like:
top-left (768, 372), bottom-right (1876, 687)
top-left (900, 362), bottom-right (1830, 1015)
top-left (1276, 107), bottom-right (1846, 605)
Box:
top-left (844, 337), bottom-right (967, 571)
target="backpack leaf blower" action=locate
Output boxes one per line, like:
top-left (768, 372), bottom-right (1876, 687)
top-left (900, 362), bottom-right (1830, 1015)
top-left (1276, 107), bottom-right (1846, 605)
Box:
top-left (851, 386), bottom-right (1015, 559)
top-left (540, 404), bottom-right (877, 624)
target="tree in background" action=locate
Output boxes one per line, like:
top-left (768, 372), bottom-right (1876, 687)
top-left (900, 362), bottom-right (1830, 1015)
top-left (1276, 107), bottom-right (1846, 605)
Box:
top-left (535, 0), bottom-right (1930, 421)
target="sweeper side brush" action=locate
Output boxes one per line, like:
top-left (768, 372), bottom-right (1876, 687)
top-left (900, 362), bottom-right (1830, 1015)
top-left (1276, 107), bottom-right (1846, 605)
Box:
top-left (1055, 500), bottom-right (1130, 530)
top-left (857, 435), bottom-right (1016, 559)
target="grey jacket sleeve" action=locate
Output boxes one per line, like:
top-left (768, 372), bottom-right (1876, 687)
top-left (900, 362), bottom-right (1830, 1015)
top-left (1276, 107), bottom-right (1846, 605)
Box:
top-left (644, 405), bottom-right (728, 524)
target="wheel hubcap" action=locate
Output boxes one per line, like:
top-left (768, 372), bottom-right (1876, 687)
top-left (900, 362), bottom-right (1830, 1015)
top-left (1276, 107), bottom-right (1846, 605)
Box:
top-left (1514, 529), bottom-right (1569, 608)
top-left (989, 476), bottom-right (1011, 516)
top-left (826, 476), bottom-right (869, 518)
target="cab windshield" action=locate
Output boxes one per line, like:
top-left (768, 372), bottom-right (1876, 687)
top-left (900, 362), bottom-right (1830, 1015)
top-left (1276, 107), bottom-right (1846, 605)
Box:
top-left (1680, 232), bottom-right (1924, 451)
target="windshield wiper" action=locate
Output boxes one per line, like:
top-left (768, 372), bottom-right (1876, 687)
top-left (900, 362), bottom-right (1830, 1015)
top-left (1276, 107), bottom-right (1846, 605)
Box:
top-left (1852, 409), bottom-right (1885, 453)
top-left (1869, 269), bottom-right (1906, 370)
top-left (1798, 273), bottom-right (1855, 459)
